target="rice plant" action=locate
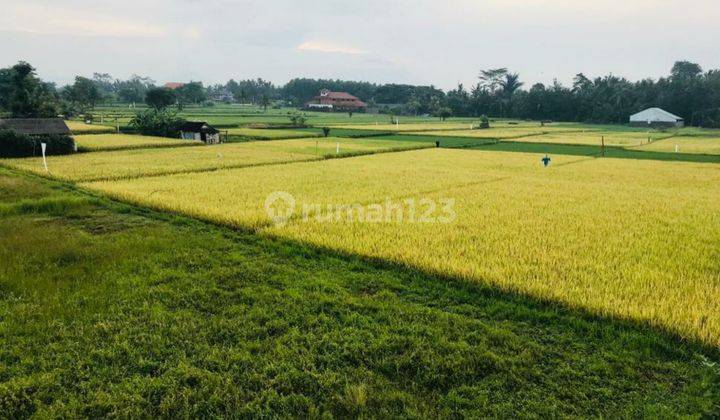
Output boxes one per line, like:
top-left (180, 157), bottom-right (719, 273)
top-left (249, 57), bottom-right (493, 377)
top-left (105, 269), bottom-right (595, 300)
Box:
top-left (74, 134), bottom-right (202, 151)
top-left (81, 148), bottom-right (720, 347)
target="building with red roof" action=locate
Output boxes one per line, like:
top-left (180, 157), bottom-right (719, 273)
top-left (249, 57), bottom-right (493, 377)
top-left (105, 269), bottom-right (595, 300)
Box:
top-left (304, 90), bottom-right (367, 112)
top-left (163, 82), bottom-right (186, 90)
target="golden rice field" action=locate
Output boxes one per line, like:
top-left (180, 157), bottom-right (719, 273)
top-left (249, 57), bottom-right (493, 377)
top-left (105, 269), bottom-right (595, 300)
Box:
top-left (81, 148), bottom-right (720, 347)
top-left (65, 120), bottom-right (117, 134)
top-left (489, 120), bottom-right (561, 128)
top-left (74, 133), bottom-right (202, 151)
top-left (408, 126), bottom-right (593, 139)
top-left (516, 130), bottom-right (675, 147)
top-left (256, 137), bottom-right (430, 156)
top-left (226, 127), bottom-right (321, 139)
top-left (674, 126), bottom-right (720, 136)
top-left (328, 123), bottom-right (478, 132)
top-left (634, 136), bottom-right (720, 155)
top-left (2, 141), bottom-right (317, 182)
top-left (2, 137), bottom-right (428, 182)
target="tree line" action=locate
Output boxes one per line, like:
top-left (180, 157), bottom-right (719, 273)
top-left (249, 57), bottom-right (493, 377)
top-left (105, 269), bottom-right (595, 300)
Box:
top-left (2, 60), bottom-right (719, 127)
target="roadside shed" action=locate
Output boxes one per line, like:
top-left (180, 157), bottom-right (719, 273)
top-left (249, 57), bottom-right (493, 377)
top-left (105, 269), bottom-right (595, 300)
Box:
top-left (179, 121), bottom-right (221, 144)
top-left (630, 108), bottom-right (684, 128)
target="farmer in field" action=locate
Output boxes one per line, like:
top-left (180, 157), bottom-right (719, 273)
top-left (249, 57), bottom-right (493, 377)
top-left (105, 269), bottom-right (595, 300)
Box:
top-left (541, 155), bottom-right (551, 167)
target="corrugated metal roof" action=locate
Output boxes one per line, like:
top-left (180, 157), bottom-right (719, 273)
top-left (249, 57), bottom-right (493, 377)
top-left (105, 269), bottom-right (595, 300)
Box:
top-left (629, 108), bottom-right (683, 122)
top-left (0, 118), bottom-right (71, 135)
top-left (179, 121), bottom-right (219, 133)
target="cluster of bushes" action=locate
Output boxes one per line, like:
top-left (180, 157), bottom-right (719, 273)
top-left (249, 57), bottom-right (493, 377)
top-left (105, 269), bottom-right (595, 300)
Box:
top-left (130, 109), bottom-right (184, 137)
top-left (478, 115), bottom-right (490, 129)
top-left (288, 112), bottom-right (308, 127)
top-left (0, 130), bottom-right (75, 158)
top-left (245, 123), bottom-right (306, 129)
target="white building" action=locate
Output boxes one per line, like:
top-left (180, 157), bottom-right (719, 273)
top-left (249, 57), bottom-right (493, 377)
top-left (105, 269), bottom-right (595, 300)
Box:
top-left (629, 108), bottom-right (684, 128)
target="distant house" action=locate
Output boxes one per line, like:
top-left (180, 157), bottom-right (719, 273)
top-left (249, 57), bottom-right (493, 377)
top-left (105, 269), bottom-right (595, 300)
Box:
top-left (179, 121), bottom-right (221, 144)
top-left (163, 82), bottom-right (186, 90)
top-left (0, 118), bottom-right (71, 136)
top-left (630, 108), bottom-right (684, 128)
top-left (304, 90), bottom-right (367, 112)
top-left (212, 88), bottom-right (234, 103)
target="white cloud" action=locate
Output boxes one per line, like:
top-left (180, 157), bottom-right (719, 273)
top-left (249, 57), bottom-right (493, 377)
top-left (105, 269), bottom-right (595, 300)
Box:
top-left (297, 41), bottom-right (368, 55)
top-left (2, 0), bottom-right (719, 89)
top-left (4, 4), bottom-right (166, 38)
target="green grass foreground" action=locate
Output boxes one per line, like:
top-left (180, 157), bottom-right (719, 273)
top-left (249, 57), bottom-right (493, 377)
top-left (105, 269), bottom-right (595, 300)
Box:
top-left (0, 167), bottom-right (718, 417)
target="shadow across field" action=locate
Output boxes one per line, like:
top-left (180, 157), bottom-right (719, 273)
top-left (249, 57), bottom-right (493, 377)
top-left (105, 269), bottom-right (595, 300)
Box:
top-left (372, 133), bottom-right (720, 163)
top-left (466, 141), bottom-right (720, 164)
top-left (0, 167), bottom-right (718, 418)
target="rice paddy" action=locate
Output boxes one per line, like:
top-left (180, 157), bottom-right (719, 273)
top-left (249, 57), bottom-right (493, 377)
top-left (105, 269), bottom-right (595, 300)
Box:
top-left (226, 127), bottom-right (321, 140)
top-left (2, 141), bottom-right (318, 182)
top-left (408, 126), bottom-right (597, 140)
top-left (3, 114), bottom-right (720, 416)
top-left (2, 137), bottom-right (429, 182)
top-left (252, 137), bottom-right (431, 156)
top-left (65, 120), bottom-right (117, 134)
top-left (81, 148), bottom-right (720, 347)
top-left (634, 136), bottom-right (720, 155)
top-left (3, 165), bottom-right (717, 417)
top-left (513, 130), bottom-right (675, 146)
top-left (328, 123), bottom-right (479, 132)
top-left (74, 133), bottom-right (202, 151)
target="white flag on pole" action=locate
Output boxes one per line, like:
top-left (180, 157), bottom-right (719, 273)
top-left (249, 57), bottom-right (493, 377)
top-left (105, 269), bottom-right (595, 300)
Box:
top-left (41, 143), bottom-right (48, 172)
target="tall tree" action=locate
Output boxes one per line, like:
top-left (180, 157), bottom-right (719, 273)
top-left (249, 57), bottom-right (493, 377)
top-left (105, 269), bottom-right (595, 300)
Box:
top-left (500, 73), bottom-right (523, 98)
top-left (145, 87), bottom-right (177, 110)
top-left (498, 73), bottom-right (523, 116)
top-left (117, 75), bottom-right (155, 104)
top-left (478, 68), bottom-right (508, 93)
top-left (92, 72), bottom-right (116, 96)
top-left (0, 62), bottom-right (59, 118)
top-left (446, 84), bottom-right (470, 116)
top-left (226, 78), bottom-right (278, 105)
top-left (176, 82), bottom-right (207, 107)
top-left (671, 61), bottom-right (703, 80)
top-left (62, 76), bottom-right (103, 111)
top-left (260, 93), bottom-right (270, 112)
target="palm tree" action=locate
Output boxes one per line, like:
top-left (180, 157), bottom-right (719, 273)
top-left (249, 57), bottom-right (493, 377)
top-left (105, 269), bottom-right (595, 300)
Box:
top-left (478, 68), bottom-right (508, 93)
top-left (499, 73), bottom-right (524, 117)
top-left (500, 73), bottom-right (524, 98)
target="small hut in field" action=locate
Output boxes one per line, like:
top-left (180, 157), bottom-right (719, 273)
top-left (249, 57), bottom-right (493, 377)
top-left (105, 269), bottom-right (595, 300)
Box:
top-left (179, 121), bottom-right (221, 144)
top-left (629, 108), bottom-right (684, 128)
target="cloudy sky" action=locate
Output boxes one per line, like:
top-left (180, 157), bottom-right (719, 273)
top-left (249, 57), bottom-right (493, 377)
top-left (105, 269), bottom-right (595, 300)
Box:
top-left (2, 0), bottom-right (719, 90)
